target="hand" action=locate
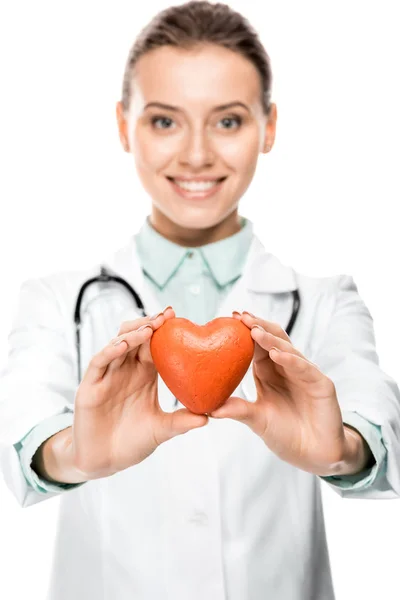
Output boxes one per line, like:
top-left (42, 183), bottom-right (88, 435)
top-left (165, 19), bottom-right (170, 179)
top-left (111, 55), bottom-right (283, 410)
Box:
top-left (210, 311), bottom-right (365, 476)
top-left (69, 307), bottom-right (208, 480)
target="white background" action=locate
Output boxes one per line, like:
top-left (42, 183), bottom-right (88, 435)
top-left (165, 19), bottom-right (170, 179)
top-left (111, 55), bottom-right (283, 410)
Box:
top-left (0, 1), bottom-right (399, 598)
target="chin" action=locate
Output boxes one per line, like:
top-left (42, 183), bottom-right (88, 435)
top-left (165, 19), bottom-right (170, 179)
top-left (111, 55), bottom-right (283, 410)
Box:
top-left (166, 208), bottom-right (230, 230)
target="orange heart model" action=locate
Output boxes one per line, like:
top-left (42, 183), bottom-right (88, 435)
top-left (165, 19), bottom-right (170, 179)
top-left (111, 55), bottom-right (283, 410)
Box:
top-left (150, 316), bottom-right (255, 414)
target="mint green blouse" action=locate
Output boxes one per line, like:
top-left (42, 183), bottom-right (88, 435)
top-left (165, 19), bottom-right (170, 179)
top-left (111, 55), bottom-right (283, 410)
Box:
top-left (15, 215), bottom-right (386, 493)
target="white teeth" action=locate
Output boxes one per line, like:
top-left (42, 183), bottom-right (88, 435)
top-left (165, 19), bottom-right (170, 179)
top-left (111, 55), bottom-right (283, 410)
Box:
top-left (173, 179), bottom-right (220, 191)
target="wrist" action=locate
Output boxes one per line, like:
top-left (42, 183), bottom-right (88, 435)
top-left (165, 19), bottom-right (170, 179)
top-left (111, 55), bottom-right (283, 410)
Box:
top-left (32, 426), bottom-right (89, 485)
top-left (330, 424), bottom-right (375, 477)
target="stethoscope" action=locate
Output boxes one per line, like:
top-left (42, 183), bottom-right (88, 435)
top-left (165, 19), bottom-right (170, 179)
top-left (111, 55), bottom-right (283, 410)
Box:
top-left (74, 266), bottom-right (301, 385)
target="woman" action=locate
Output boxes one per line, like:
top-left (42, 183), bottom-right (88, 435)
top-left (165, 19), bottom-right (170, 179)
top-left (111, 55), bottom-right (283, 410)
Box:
top-left (1, 1), bottom-right (399, 599)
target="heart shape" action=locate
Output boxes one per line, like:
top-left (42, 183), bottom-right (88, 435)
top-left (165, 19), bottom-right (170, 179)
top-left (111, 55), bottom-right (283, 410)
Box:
top-left (150, 317), bottom-right (255, 414)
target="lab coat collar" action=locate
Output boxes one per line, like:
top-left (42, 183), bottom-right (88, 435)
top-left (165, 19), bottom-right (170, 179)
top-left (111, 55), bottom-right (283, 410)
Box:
top-left (101, 225), bottom-right (297, 296)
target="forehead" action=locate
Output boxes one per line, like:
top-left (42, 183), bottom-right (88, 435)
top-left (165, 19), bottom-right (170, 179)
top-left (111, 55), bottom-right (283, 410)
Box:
top-left (131, 43), bottom-right (262, 110)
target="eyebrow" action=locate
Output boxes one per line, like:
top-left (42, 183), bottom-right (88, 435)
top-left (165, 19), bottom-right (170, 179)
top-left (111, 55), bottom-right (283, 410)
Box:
top-left (143, 101), bottom-right (250, 113)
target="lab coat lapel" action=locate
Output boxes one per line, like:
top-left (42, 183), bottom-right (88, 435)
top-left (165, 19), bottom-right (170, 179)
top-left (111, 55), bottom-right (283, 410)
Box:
top-left (101, 233), bottom-right (165, 318)
top-left (213, 232), bottom-right (298, 326)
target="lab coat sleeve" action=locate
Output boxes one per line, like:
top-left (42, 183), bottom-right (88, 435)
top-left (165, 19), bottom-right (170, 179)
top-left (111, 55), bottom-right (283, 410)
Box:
top-left (0, 277), bottom-right (85, 508)
top-left (16, 412), bottom-right (84, 494)
top-left (319, 410), bottom-right (387, 491)
top-left (314, 273), bottom-right (400, 499)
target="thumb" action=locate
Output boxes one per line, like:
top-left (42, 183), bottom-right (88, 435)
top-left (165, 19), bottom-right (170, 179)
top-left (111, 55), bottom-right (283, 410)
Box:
top-left (138, 336), bottom-right (156, 366)
top-left (156, 408), bottom-right (209, 444)
top-left (210, 396), bottom-right (258, 428)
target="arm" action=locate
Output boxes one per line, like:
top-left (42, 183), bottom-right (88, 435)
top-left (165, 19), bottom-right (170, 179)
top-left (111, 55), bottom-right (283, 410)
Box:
top-left (0, 277), bottom-right (85, 507)
top-left (315, 274), bottom-right (400, 498)
top-left (219, 281), bottom-right (395, 495)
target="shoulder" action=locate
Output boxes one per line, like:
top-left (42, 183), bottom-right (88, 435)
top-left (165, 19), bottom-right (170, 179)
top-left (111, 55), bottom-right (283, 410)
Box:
top-left (294, 270), bottom-right (361, 327)
top-left (295, 270), bottom-right (355, 299)
top-left (16, 263), bottom-right (102, 325)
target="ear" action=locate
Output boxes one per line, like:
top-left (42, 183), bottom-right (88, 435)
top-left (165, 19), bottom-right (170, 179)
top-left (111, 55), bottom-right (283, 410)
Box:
top-left (116, 101), bottom-right (130, 152)
top-left (262, 102), bottom-right (277, 154)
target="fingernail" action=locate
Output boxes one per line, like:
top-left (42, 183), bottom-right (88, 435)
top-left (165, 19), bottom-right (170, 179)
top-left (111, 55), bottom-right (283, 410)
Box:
top-left (162, 305), bottom-right (173, 312)
top-left (137, 324), bottom-right (153, 331)
top-left (150, 311), bottom-right (164, 321)
top-left (243, 311), bottom-right (256, 318)
top-left (251, 324), bottom-right (265, 332)
top-left (113, 337), bottom-right (125, 346)
top-left (232, 310), bottom-right (242, 316)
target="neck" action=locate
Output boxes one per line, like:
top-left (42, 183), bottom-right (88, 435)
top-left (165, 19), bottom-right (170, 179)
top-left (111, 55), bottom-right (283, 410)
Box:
top-left (149, 207), bottom-right (242, 247)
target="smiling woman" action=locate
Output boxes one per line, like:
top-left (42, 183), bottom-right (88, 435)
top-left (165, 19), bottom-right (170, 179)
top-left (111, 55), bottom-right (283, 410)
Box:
top-left (116, 41), bottom-right (275, 241)
top-left (115, 3), bottom-right (276, 247)
top-left (1, 2), bottom-right (400, 600)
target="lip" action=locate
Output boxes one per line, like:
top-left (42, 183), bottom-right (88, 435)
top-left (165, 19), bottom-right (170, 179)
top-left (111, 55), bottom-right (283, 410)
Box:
top-left (166, 176), bottom-right (227, 200)
top-left (167, 175), bottom-right (227, 182)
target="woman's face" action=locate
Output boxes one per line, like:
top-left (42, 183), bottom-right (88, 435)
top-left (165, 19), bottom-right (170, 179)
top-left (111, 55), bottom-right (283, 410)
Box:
top-left (116, 43), bottom-right (276, 240)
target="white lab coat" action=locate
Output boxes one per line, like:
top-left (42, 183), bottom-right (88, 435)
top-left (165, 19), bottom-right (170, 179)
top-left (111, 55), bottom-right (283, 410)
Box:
top-left (1, 230), bottom-right (400, 600)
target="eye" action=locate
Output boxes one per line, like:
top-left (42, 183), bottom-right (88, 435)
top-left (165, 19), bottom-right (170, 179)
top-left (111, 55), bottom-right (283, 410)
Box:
top-left (217, 115), bottom-right (242, 129)
top-left (150, 116), bottom-right (175, 129)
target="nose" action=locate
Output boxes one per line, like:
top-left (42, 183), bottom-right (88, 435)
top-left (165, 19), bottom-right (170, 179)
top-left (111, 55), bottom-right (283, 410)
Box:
top-left (178, 127), bottom-right (215, 169)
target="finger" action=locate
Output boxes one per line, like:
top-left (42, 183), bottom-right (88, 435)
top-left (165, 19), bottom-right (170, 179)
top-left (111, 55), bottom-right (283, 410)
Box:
top-left (110, 322), bottom-right (156, 371)
top-left (116, 316), bottom-right (154, 337)
top-left (239, 311), bottom-right (292, 343)
top-left (111, 310), bottom-right (176, 371)
top-left (250, 325), bottom-right (321, 381)
top-left (250, 325), bottom-right (303, 362)
top-left (136, 308), bottom-right (176, 365)
top-left (116, 306), bottom-right (175, 336)
top-left (114, 310), bottom-right (170, 368)
top-left (268, 347), bottom-right (324, 385)
top-left (136, 335), bottom-right (155, 366)
top-left (110, 311), bottom-right (166, 356)
top-left (85, 325), bottom-right (154, 384)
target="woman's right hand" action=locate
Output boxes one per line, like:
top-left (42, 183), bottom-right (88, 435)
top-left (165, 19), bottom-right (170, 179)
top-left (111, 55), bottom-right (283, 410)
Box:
top-left (33, 308), bottom-right (208, 484)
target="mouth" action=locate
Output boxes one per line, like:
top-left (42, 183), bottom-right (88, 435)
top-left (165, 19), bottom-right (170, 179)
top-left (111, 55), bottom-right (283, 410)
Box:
top-left (166, 176), bottom-right (227, 200)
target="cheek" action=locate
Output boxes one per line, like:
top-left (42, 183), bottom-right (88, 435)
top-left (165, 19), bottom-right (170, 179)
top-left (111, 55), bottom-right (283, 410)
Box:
top-left (133, 129), bottom-right (181, 171)
top-left (216, 128), bottom-right (260, 167)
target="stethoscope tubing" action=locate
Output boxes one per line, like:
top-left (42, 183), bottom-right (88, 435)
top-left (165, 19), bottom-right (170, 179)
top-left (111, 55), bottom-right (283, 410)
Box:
top-left (74, 266), bottom-right (300, 384)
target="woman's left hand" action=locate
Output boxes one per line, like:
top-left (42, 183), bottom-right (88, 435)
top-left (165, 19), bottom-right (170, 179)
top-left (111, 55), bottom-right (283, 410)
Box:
top-left (209, 311), bottom-right (352, 476)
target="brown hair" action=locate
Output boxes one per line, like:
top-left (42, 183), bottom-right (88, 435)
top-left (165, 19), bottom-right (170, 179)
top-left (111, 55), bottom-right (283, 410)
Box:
top-left (121, 0), bottom-right (273, 117)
